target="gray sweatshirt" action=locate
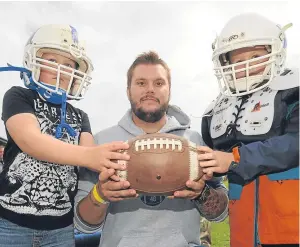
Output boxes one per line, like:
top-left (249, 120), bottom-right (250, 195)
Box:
top-left (74, 105), bottom-right (228, 247)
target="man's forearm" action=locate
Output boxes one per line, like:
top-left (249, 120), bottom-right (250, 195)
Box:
top-left (194, 185), bottom-right (228, 221)
top-left (77, 191), bottom-right (109, 226)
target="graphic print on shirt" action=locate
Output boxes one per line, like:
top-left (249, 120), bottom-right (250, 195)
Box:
top-left (0, 98), bottom-right (81, 216)
top-left (140, 195), bottom-right (166, 206)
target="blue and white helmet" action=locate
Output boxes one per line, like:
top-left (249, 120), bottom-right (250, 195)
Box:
top-left (23, 24), bottom-right (94, 101)
top-left (212, 13), bottom-right (291, 96)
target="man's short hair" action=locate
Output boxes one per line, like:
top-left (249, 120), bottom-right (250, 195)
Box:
top-left (127, 51), bottom-right (171, 88)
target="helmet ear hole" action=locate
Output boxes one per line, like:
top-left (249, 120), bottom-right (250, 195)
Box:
top-left (220, 53), bottom-right (230, 66)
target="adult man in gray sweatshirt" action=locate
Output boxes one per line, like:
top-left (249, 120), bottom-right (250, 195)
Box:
top-left (74, 51), bottom-right (229, 247)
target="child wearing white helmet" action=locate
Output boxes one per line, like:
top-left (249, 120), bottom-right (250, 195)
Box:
top-left (199, 13), bottom-right (299, 247)
top-left (0, 24), bottom-right (129, 246)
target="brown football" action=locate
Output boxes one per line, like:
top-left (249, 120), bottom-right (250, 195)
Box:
top-left (115, 133), bottom-right (203, 195)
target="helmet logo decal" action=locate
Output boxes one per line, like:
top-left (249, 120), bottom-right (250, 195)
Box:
top-left (222, 32), bottom-right (245, 44)
top-left (69, 25), bottom-right (79, 44)
top-left (222, 34), bottom-right (238, 43)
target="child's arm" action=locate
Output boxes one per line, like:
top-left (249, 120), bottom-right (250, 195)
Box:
top-left (3, 87), bottom-right (128, 172)
top-left (7, 113), bottom-right (90, 167)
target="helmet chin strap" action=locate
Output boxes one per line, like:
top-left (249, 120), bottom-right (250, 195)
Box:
top-left (0, 64), bottom-right (77, 139)
top-left (55, 92), bottom-right (77, 139)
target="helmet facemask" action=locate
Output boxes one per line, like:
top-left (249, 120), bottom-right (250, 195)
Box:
top-left (213, 41), bottom-right (285, 97)
top-left (211, 13), bottom-right (291, 97)
top-left (23, 25), bottom-right (94, 101)
top-left (24, 47), bottom-right (91, 100)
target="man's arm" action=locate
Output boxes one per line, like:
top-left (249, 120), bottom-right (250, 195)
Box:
top-left (185, 131), bottom-right (229, 222)
top-left (193, 181), bottom-right (229, 222)
top-left (74, 168), bottom-right (137, 233)
top-left (74, 132), bottom-right (109, 232)
top-left (74, 167), bottom-right (108, 233)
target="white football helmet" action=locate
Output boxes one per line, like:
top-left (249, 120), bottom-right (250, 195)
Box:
top-left (212, 13), bottom-right (291, 96)
top-left (23, 24), bottom-right (94, 100)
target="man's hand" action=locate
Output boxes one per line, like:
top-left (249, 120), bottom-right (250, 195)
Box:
top-left (96, 169), bottom-right (138, 202)
top-left (169, 171), bottom-right (213, 200)
top-left (198, 146), bottom-right (234, 174)
top-left (85, 141), bottom-right (130, 178)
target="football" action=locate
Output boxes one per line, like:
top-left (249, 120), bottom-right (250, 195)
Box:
top-left (116, 133), bottom-right (203, 195)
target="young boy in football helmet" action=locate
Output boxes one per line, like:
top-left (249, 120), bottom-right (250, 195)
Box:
top-left (199, 13), bottom-right (299, 247)
top-left (0, 24), bottom-right (129, 246)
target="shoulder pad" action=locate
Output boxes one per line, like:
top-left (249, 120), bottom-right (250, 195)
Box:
top-left (202, 93), bottom-right (223, 116)
top-left (270, 68), bottom-right (299, 90)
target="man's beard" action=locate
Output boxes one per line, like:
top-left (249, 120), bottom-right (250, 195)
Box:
top-left (129, 97), bottom-right (169, 123)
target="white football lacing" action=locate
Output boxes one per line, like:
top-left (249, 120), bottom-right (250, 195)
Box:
top-left (134, 138), bottom-right (183, 151)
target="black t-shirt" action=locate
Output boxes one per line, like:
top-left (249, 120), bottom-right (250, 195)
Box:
top-left (0, 86), bottom-right (92, 230)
